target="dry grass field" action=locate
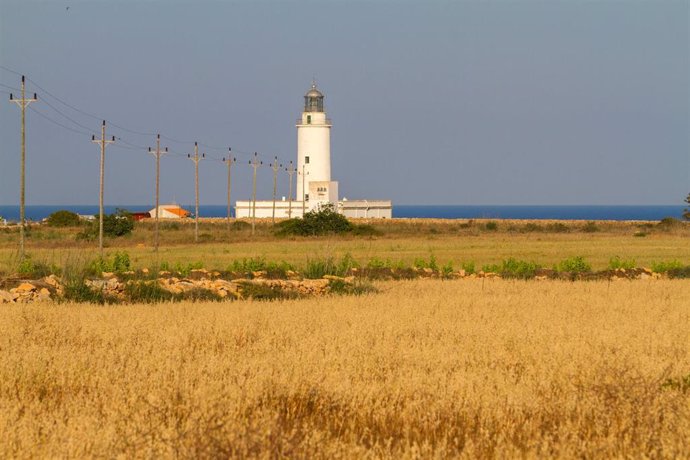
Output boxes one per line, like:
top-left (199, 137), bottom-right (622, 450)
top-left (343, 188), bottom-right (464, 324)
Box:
top-left (2, 279), bottom-right (689, 458)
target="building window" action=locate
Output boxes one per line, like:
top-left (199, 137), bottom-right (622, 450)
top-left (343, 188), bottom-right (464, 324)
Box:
top-left (305, 156), bottom-right (310, 164)
top-left (307, 115), bottom-right (311, 124)
top-left (305, 194), bottom-right (309, 201)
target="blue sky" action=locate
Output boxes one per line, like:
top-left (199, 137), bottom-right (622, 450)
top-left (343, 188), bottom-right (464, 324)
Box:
top-left (1, 0), bottom-right (688, 205)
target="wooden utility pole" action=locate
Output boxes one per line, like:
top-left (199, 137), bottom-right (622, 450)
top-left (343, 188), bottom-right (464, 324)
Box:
top-left (286, 161), bottom-right (296, 219)
top-left (148, 134), bottom-right (167, 252)
top-left (9, 76), bottom-right (37, 261)
top-left (270, 156), bottom-right (282, 224)
top-left (300, 164), bottom-right (309, 217)
top-left (249, 152), bottom-right (262, 236)
top-left (223, 149), bottom-right (236, 234)
top-left (187, 142), bottom-right (204, 243)
top-left (91, 120), bottom-right (115, 259)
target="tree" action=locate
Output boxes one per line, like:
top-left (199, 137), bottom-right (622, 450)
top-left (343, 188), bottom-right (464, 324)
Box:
top-left (78, 209), bottom-right (134, 240)
top-left (684, 193), bottom-right (690, 220)
top-left (46, 210), bottom-right (81, 227)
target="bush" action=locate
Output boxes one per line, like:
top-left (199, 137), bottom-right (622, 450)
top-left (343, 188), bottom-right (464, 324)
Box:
top-left (78, 209), bottom-right (134, 239)
top-left (556, 256), bottom-right (591, 273)
top-left (62, 279), bottom-right (117, 304)
top-left (500, 258), bottom-right (540, 279)
top-left (275, 204), bottom-right (353, 236)
top-left (651, 260), bottom-right (684, 273)
top-left (303, 257), bottom-right (339, 279)
top-left (608, 256), bottom-right (636, 270)
top-left (16, 255), bottom-right (55, 278)
top-left (46, 210), bottom-right (81, 227)
top-left (461, 261), bottom-right (476, 275)
top-left (89, 251), bottom-right (131, 275)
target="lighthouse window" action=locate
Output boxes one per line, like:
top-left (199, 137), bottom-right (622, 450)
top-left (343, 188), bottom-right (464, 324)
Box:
top-left (305, 156), bottom-right (310, 164)
top-left (307, 115), bottom-right (311, 124)
top-left (305, 194), bottom-right (309, 201)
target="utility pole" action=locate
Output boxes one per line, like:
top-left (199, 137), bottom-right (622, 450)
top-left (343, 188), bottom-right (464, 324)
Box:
top-left (249, 152), bottom-right (262, 236)
top-left (9, 76), bottom-right (37, 261)
top-left (285, 161), bottom-right (296, 219)
top-left (270, 156), bottom-right (282, 224)
top-left (222, 149), bottom-right (236, 234)
top-left (187, 142), bottom-right (204, 243)
top-left (148, 134), bottom-right (167, 252)
top-left (300, 163), bottom-right (309, 217)
top-left (91, 121), bottom-right (115, 259)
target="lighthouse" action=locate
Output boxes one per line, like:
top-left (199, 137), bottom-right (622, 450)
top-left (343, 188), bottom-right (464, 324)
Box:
top-left (234, 82), bottom-right (392, 219)
top-left (296, 82), bottom-right (338, 207)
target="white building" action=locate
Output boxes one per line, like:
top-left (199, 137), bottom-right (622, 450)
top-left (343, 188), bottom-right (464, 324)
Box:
top-left (147, 204), bottom-right (190, 219)
top-left (236, 83), bottom-right (392, 219)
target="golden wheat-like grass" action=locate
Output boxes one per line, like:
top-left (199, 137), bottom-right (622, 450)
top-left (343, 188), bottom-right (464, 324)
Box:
top-left (1, 279), bottom-right (689, 458)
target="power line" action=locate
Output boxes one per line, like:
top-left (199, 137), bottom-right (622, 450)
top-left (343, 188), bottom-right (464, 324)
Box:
top-left (29, 106), bottom-right (92, 136)
top-left (3, 64), bottom-right (294, 168)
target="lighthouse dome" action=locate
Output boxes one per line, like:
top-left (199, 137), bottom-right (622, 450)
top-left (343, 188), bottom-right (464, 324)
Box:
top-left (304, 82), bottom-right (324, 112)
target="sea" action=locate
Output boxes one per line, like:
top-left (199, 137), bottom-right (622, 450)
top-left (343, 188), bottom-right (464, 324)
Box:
top-left (0, 205), bottom-right (685, 222)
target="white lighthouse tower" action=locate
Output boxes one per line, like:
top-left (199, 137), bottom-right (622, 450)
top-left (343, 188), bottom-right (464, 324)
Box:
top-left (234, 82), bottom-right (392, 219)
top-left (296, 82), bottom-right (338, 208)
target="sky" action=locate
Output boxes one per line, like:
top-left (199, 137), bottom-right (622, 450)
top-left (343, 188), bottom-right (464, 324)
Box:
top-left (0, 0), bottom-right (688, 206)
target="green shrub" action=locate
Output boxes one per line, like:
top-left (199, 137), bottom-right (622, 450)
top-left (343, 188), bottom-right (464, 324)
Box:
top-left (275, 204), bottom-right (353, 236)
top-left (46, 210), bottom-right (81, 227)
top-left (484, 221), bottom-right (498, 231)
top-left (229, 256), bottom-right (269, 273)
top-left (366, 257), bottom-right (388, 270)
top-left (461, 261), bottom-right (476, 275)
top-left (481, 263), bottom-right (501, 273)
top-left (608, 256), bottom-right (636, 270)
top-left (556, 256), bottom-right (591, 273)
top-left (174, 261), bottom-right (204, 276)
top-left (77, 209), bottom-right (135, 239)
top-left (651, 260), bottom-right (684, 273)
top-left (500, 258), bottom-right (540, 279)
top-left (303, 257), bottom-right (339, 279)
top-left (338, 253), bottom-right (360, 274)
top-left (582, 221), bottom-right (599, 233)
top-left (62, 280), bottom-right (117, 304)
top-left (89, 251), bottom-right (131, 275)
top-left (441, 261), bottom-right (454, 279)
top-left (413, 258), bottom-right (428, 270)
top-left (16, 255), bottom-right (54, 278)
